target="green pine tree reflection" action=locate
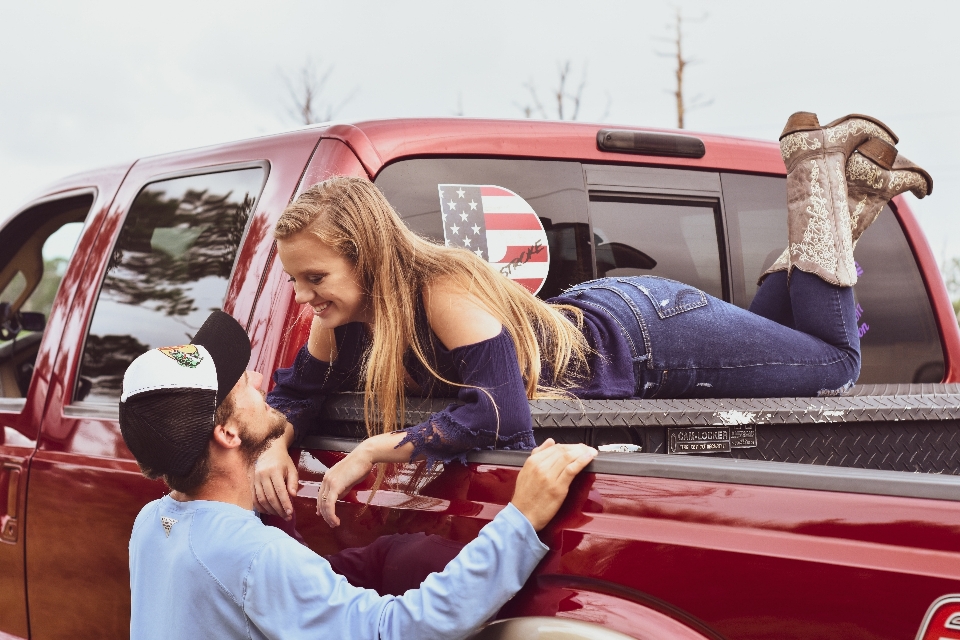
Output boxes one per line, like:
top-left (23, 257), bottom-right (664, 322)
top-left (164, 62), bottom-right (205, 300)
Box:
top-left (104, 186), bottom-right (254, 316)
top-left (77, 169), bottom-right (262, 401)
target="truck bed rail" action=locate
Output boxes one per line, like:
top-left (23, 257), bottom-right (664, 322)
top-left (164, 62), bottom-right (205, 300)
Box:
top-left (318, 385), bottom-right (960, 474)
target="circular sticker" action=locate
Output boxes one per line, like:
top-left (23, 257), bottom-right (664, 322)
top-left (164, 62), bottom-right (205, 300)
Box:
top-left (438, 184), bottom-right (550, 295)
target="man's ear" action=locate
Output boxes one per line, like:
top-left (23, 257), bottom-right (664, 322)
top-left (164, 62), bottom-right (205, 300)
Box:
top-left (211, 419), bottom-right (242, 450)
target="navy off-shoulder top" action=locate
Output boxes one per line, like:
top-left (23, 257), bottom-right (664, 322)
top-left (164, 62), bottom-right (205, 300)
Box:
top-left (266, 296), bottom-right (634, 464)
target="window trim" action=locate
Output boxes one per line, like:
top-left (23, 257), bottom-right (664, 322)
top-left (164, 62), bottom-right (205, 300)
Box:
top-left (587, 189), bottom-right (732, 303)
top-left (0, 399), bottom-right (26, 414)
top-left (7, 187), bottom-right (98, 219)
top-left (583, 164), bottom-right (738, 305)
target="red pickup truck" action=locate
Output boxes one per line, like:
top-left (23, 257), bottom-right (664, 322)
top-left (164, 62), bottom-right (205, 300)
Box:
top-left (2, 119), bottom-right (960, 640)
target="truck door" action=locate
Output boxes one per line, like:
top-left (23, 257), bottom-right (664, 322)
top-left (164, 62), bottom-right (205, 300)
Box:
top-left (24, 166), bottom-right (267, 638)
top-left (23, 130), bottom-right (321, 639)
top-left (0, 187), bottom-right (109, 640)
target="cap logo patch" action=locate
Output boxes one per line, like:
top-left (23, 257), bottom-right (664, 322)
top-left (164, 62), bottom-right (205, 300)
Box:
top-left (158, 345), bottom-right (203, 369)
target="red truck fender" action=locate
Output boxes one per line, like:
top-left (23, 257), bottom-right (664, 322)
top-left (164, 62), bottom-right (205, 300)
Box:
top-left (498, 575), bottom-right (723, 640)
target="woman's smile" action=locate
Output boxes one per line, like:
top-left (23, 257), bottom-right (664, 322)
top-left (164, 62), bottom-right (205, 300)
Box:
top-left (277, 231), bottom-right (372, 328)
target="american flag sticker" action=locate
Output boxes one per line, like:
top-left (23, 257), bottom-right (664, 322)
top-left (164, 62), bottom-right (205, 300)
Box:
top-left (438, 185), bottom-right (550, 294)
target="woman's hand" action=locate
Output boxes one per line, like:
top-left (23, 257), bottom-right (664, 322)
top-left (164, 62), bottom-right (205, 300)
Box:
top-left (317, 449), bottom-right (375, 527)
top-left (318, 431), bottom-right (415, 527)
top-left (254, 422), bottom-right (298, 520)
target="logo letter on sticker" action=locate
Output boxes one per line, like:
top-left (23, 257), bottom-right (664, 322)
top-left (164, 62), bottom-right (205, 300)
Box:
top-left (916, 595), bottom-right (960, 640)
top-left (438, 184), bottom-right (550, 294)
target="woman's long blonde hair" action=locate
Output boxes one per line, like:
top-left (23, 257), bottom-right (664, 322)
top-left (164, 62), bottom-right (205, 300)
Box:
top-left (274, 176), bottom-right (590, 441)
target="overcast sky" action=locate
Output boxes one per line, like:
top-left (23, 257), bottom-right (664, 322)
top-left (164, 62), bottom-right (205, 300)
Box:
top-left (3, 1), bottom-right (959, 263)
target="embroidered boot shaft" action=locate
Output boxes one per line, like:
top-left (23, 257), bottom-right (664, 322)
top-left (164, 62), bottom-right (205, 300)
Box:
top-left (759, 112), bottom-right (898, 287)
top-left (845, 138), bottom-right (933, 249)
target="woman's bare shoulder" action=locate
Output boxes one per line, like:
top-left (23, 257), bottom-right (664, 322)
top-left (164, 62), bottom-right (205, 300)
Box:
top-left (423, 275), bottom-right (503, 350)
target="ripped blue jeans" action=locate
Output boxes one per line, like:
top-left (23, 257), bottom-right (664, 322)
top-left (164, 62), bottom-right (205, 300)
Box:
top-left (557, 270), bottom-right (860, 398)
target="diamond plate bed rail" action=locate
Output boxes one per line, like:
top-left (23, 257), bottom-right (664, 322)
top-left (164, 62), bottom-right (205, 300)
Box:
top-left (319, 387), bottom-right (960, 429)
top-left (316, 387), bottom-right (960, 473)
top-left (848, 383), bottom-right (960, 396)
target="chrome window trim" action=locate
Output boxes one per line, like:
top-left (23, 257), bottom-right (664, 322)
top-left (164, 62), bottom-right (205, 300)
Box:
top-left (0, 399), bottom-right (27, 413)
top-left (64, 401), bottom-right (118, 421)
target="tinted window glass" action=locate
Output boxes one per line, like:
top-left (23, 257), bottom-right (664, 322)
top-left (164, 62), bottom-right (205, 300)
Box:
top-left (854, 206), bottom-right (944, 382)
top-left (720, 173), bottom-right (788, 304)
top-left (75, 168), bottom-right (263, 403)
top-left (588, 196), bottom-right (726, 300)
top-left (20, 222), bottom-right (83, 314)
top-left (375, 159), bottom-right (591, 299)
top-left (722, 173), bottom-right (943, 384)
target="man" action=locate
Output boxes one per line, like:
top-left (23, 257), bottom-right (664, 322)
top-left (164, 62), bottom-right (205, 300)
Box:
top-left (120, 311), bottom-right (597, 640)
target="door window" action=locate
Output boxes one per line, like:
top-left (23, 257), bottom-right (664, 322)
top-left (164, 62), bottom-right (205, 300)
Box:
top-left (851, 206), bottom-right (944, 383)
top-left (75, 168), bottom-right (264, 403)
top-left (0, 194), bottom-right (91, 398)
top-left (719, 173), bottom-right (788, 304)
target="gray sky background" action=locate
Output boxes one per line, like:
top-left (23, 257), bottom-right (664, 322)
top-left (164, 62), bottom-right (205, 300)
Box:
top-left (3, 0), bottom-right (959, 264)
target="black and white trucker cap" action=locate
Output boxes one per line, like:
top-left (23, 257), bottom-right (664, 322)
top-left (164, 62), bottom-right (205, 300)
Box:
top-left (119, 311), bottom-right (251, 477)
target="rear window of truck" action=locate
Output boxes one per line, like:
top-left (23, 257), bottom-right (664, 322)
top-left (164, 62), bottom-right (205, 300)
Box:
top-left (377, 159), bottom-right (943, 386)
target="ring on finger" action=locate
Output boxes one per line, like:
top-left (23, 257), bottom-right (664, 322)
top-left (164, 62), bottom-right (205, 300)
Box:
top-left (321, 495), bottom-right (327, 501)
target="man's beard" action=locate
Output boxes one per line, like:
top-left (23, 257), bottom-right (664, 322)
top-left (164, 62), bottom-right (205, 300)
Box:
top-left (238, 408), bottom-right (288, 464)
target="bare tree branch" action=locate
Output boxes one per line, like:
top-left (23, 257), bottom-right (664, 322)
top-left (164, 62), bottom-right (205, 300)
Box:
top-left (597, 91), bottom-right (613, 122)
top-left (555, 62), bottom-right (568, 120)
top-left (655, 9), bottom-right (710, 129)
top-left (280, 58), bottom-right (357, 125)
top-left (674, 10), bottom-right (686, 128)
top-left (572, 75), bottom-right (586, 120)
top-left (519, 79), bottom-right (548, 119)
top-left (518, 60), bottom-right (596, 121)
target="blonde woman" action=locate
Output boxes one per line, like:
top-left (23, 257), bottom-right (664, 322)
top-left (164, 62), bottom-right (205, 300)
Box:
top-left (255, 114), bottom-right (931, 527)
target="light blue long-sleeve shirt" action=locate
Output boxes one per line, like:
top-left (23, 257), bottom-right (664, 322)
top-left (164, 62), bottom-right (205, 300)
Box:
top-left (129, 495), bottom-right (548, 639)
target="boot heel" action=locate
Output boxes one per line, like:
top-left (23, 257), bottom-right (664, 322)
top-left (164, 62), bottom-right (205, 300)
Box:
top-left (856, 138), bottom-right (898, 170)
top-left (780, 111), bottom-right (821, 140)
top-left (845, 141), bottom-right (933, 251)
top-left (891, 155), bottom-right (934, 197)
